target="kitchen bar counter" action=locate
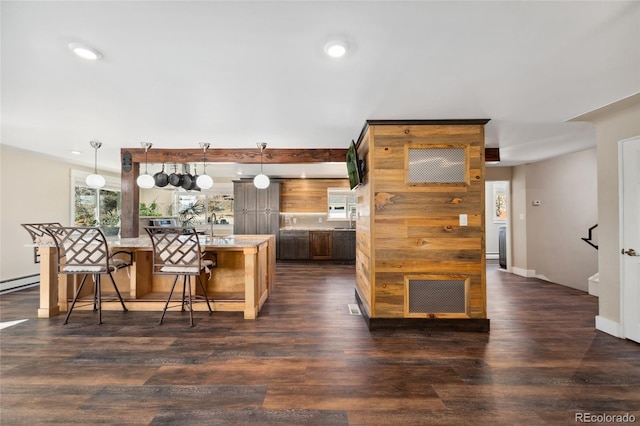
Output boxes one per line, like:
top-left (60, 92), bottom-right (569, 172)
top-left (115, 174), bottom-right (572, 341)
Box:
top-left (36, 234), bottom-right (276, 320)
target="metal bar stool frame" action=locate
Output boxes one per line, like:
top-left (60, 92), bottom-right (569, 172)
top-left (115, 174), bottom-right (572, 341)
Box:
top-left (145, 226), bottom-right (214, 327)
top-left (45, 226), bottom-right (129, 324)
top-left (21, 222), bottom-right (63, 263)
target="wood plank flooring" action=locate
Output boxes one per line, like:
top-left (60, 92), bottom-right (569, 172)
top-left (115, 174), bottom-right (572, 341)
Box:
top-left (1, 261), bottom-right (639, 425)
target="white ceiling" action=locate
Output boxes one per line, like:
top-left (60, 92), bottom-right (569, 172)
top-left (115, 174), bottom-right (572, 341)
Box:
top-left (2, 1), bottom-right (639, 179)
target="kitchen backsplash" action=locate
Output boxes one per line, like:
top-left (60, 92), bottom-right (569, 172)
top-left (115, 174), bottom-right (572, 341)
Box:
top-left (280, 213), bottom-right (353, 230)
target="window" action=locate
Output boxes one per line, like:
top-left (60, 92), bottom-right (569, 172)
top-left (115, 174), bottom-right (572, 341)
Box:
top-left (71, 170), bottom-right (121, 227)
top-left (327, 188), bottom-right (356, 220)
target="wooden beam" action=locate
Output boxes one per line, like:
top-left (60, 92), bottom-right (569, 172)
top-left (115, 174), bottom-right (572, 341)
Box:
top-left (119, 146), bottom-right (500, 238)
top-left (122, 148), bottom-right (349, 164)
top-left (485, 148), bottom-right (500, 162)
top-left (123, 147), bottom-right (499, 163)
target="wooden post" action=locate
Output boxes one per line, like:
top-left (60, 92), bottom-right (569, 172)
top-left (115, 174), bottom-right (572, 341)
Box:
top-left (121, 150), bottom-right (140, 238)
top-left (37, 247), bottom-right (60, 318)
top-left (243, 246), bottom-right (258, 319)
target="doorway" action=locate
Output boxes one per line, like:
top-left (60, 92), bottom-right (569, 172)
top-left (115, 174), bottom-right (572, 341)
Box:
top-left (486, 181), bottom-right (510, 270)
top-left (620, 136), bottom-right (640, 343)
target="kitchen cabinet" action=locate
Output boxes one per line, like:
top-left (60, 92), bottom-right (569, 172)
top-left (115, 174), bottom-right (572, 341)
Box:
top-left (310, 231), bottom-right (332, 260)
top-left (234, 181), bottom-right (280, 255)
top-left (279, 230), bottom-right (310, 260)
top-left (332, 230), bottom-right (356, 261)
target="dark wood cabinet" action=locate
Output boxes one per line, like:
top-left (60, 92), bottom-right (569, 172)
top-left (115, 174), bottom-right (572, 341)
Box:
top-left (280, 229), bottom-right (355, 261)
top-left (332, 230), bottom-right (356, 261)
top-left (233, 181), bottom-right (280, 255)
top-left (279, 230), bottom-right (309, 260)
top-left (234, 182), bottom-right (257, 234)
top-left (310, 231), bottom-right (332, 260)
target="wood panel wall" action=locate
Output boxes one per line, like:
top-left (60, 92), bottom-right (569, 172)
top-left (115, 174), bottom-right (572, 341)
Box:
top-left (280, 179), bottom-right (349, 213)
top-left (355, 121), bottom-right (488, 322)
top-left (354, 131), bottom-right (372, 315)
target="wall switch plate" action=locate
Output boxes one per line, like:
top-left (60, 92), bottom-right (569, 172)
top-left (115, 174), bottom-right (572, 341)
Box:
top-left (459, 214), bottom-right (468, 226)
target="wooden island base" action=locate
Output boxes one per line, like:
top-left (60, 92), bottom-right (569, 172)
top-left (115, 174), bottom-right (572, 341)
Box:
top-left (36, 235), bottom-right (276, 320)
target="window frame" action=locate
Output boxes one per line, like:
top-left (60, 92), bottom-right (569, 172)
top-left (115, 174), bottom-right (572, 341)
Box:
top-left (70, 170), bottom-right (121, 226)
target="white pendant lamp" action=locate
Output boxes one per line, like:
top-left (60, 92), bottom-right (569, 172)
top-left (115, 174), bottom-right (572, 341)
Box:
top-left (136, 142), bottom-right (155, 189)
top-left (196, 142), bottom-right (213, 190)
top-left (253, 142), bottom-right (270, 189)
top-left (86, 140), bottom-right (106, 189)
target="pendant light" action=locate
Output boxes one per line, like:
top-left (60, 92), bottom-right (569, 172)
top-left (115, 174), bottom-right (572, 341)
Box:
top-left (136, 142), bottom-right (155, 189)
top-left (196, 142), bottom-right (213, 189)
top-left (253, 142), bottom-right (270, 189)
top-left (85, 140), bottom-right (106, 189)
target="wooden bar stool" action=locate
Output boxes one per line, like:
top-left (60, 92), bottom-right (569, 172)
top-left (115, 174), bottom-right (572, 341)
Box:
top-left (45, 226), bottom-right (129, 324)
top-left (145, 226), bottom-right (214, 327)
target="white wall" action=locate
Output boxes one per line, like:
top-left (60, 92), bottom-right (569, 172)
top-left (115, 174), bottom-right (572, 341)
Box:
top-left (573, 94), bottom-right (640, 335)
top-left (0, 145), bottom-right (115, 281)
top-left (509, 149), bottom-right (598, 289)
top-left (511, 165), bottom-right (529, 274)
top-left (524, 149), bottom-right (598, 291)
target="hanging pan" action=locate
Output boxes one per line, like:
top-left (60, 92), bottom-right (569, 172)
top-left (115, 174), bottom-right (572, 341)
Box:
top-left (169, 164), bottom-right (182, 187)
top-left (153, 164), bottom-right (169, 187)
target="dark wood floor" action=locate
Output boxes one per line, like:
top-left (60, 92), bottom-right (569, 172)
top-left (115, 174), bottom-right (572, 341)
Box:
top-left (1, 262), bottom-right (639, 425)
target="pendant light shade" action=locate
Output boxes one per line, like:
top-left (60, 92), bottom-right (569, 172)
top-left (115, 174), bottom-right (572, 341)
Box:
top-left (137, 142), bottom-right (155, 189)
top-left (196, 174), bottom-right (213, 189)
top-left (196, 142), bottom-right (213, 189)
top-left (253, 173), bottom-right (270, 189)
top-left (253, 142), bottom-right (270, 189)
top-left (136, 173), bottom-right (155, 189)
top-left (86, 173), bottom-right (106, 188)
top-left (86, 140), bottom-right (106, 189)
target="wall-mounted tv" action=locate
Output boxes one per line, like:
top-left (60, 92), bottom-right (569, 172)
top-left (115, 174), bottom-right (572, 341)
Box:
top-left (346, 140), bottom-right (364, 190)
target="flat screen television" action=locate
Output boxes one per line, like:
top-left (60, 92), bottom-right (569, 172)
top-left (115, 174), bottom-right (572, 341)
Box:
top-left (346, 140), bottom-right (363, 190)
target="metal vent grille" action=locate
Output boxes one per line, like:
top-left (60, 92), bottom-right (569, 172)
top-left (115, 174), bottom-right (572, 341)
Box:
top-left (408, 279), bottom-right (466, 313)
top-left (407, 148), bottom-right (465, 183)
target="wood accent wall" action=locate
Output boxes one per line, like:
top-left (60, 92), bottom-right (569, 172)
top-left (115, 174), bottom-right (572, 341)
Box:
top-left (355, 120), bottom-right (488, 322)
top-left (280, 179), bottom-right (349, 213)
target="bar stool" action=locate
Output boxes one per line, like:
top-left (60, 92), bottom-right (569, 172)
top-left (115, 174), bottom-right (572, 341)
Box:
top-left (21, 223), bottom-right (62, 263)
top-left (145, 226), bottom-right (214, 327)
top-left (45, 226), bottom-right (129, 324)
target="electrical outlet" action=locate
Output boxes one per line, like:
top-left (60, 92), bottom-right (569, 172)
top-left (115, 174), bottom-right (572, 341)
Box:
top-left (459, 214), bottom-right (468, 226)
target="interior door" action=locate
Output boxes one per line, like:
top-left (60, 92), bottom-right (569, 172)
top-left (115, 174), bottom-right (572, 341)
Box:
top-left (621, 136), bottom-right (640, 343)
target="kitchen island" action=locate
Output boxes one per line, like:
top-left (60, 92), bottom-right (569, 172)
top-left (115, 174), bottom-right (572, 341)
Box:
top-left (36, 234), bottom-right (276, 320)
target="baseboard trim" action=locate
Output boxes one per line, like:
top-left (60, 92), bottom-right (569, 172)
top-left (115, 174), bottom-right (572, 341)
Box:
top-left (595, 315), bottom-right (624, 338)
top-left (0, 274), bottom-right (39, 294)
top-left (354, 289), bottom-right (490, 332)
top-left (512, 267), bottom-right (536, 278)
top-left (588, 273), bottom-right (599, 297)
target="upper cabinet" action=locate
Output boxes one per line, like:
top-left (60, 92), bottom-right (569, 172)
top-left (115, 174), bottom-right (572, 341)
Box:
top-left (233, 180), bottom-right (280, 236)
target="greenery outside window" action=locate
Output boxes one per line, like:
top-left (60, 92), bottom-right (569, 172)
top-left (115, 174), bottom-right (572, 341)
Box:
top-left (71, 170), bottom-right (121, 233)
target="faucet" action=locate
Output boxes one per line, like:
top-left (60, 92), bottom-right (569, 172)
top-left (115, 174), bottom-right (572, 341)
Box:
top-left (210, 212), bottom-right (217, 237)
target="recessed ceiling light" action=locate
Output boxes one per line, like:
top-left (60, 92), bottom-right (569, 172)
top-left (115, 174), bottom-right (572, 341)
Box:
top-left (324, 40), bottom-right (347, 58)
top-left (71, 150), bottom-right (81, 155)
top-left (68, 43), bottom-right (102, 61)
